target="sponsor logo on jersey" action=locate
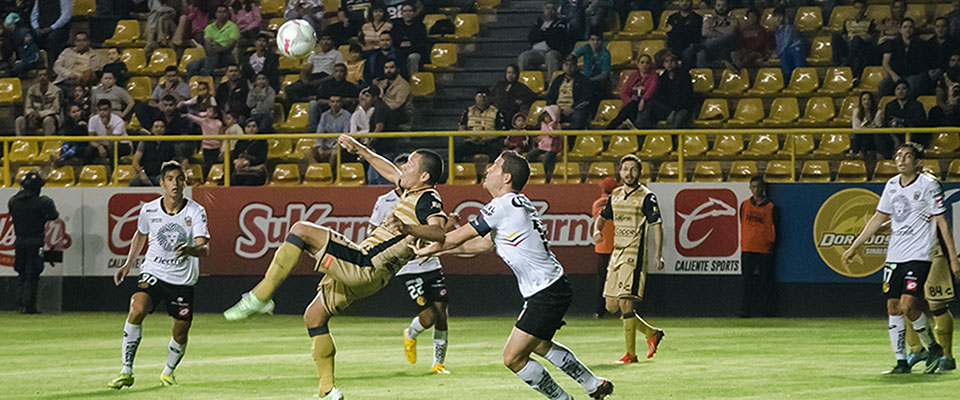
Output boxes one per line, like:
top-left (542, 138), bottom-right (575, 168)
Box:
top-left (814, 188), bottom-right (887, 278)
top-left (108, 193), bottom-right (160, 255)
top-left (907, 280), bottom-right (918, 291)
top-left (674, 189), bottom-right (738, 257)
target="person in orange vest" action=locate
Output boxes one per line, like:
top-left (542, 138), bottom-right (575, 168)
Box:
top-left (591, 177), bottom-right (618, 318)
top-left (740, 175), bottom-right (778, 318)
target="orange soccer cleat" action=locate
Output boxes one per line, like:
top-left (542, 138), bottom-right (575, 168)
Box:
top-left (614, 353), bottom-right (638, 364)
top-left (646, 330), bottom-right (664, 359)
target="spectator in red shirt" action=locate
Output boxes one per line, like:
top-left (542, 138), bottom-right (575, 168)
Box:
top-left (731, 8), bottom-right (772, 70)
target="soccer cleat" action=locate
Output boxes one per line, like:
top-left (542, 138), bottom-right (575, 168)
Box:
top-left (925, 344), bottom-right (944, 374)
top-left (588, 379), bottom-right (614, 399)
top-left (646, 330), bottom-right (665, 359)
top-left (940, 357), bottom-right (956, 370)
top-left (107, 373), bottom-right (134, 389)
top-left (430, 363), bottom-right (450, 374)
top-left (314, 387), bottom-right (344, 400)
top-left (906, 349), bottom-right (928, 368)
top-left (883, 360), bottom-right (911, 374)
top-left (613, 353), bottom-right (638, 364)
top-left (159, 373), bottom-right (177, 386)
top-left (223, 292), bottom-right (275, 321)
top-left (403, 328), bottom-right (417, 364)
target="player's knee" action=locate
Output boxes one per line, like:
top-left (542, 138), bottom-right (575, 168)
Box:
top-left (502, 352), bottom-right (527, 372)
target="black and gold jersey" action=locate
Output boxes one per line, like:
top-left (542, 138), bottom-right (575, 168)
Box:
top-left (361, 187), bottom-right (445, 275)
top-left (600, 184), bottom-right (661, 257)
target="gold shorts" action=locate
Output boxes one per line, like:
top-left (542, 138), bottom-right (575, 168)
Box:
top-left (603, 247), bottom-right (645, 300)
top-left (925, 254), bottom-right (955, 302)
top-left (313, 228), bottom-right (392, 316)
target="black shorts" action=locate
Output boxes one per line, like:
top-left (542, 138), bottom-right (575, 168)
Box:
top-left (883, 260), bottom-right (931, 300)
top-left (516, 276), bottom-right (573, 341)
top-left (397, 269), bottom-right (448, 310)
top-left (134, 273), bottom-right (195, 321)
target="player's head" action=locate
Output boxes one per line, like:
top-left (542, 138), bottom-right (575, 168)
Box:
top-left (160, 160), bottom-right (186, 198)
top-left (393, 153), bottom-right (410, 166)
top-left (749, 175), bottom-right (767, 199)
top-left (485, 150), bottom-right (529, 193)
top-left (895, 142), bottom-right (924, 175)
top-left (21, 169), bottom-right (44, 194)
top-left (618, 154), bottom-right (641, 187)
top-left (399, 149), bottom-right (443, 189)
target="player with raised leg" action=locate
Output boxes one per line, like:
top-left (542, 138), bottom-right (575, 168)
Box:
top-left (842, 142), bottom-right (960, 374)
top-left (223, 135), bottom-right (447, 399)
top-left (409, 151), bottom-right (614, 400)
top-left (108, 161), bottom-right (210, 389)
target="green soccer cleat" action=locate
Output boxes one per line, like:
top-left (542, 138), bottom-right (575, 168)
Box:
top-left (107, 373), bottom-right (134, 389)
top-left (314, 387), bottom-right (344, 400)
top-left (925, 344), bottom-right (944, 374)
top-left (223, 292), bottom-right (275, 321)
top-left (160, 373), bottom-right (177, 386)
top-left (906, 349), bottom-right (928, 368)
top-left (940, 357), bottom-right (956, 371)
top-left (883, 360), bottom-right (911, 374)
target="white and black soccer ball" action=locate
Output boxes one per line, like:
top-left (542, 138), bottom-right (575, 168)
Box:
top-left (276, 19), bottom-right (317, 59)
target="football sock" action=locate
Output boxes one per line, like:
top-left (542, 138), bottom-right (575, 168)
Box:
top-left (309, 326), bottom-right (336, 396)
top-left (543, 342), bottom-right (602, 394)
top-left (121, 322), bottom-right (142, 375)
top-left (889, 315), bottom-right (907, 360)
top-left (911, 314), bottom-right (938, 349)
top-left (162, 338), bottom-right (186, 376)
top-left (634, 314), bottom-right (658, 338)
top-left (407, 316), bottom-right (425, 340)
top-left (433, 329), bottom-right (448, 366)
top-left (933, 308), bottom-right (953, 358)
top-left (622, 313), bottom-right (637, 357)
top-left (515, 359), bottom-right (571, 400)
top-left (904, 322), bottom-right (923, 353)
top-left (252, 234), bottom-right (305, 300)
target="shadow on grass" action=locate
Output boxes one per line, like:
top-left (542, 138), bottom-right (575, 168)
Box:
top-left (37, 385), bottom-right (164, 399)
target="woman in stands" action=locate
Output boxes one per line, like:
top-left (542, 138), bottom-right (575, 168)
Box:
top-left (360, 1), bottom-right (392, 52)
top-left (491, 64), bottom-right (538, 123)
top-left (851, 91), bottom-right (891, 161)
top-left (230, 118), bottom-right (268, 186)
top-left (606, 54), bottom-right (658, 130)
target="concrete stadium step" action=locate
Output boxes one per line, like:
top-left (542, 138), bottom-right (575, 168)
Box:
top-left (472, 39), bottom-right (530, 56)
top-left (460, 55), bottom-right (520, 69)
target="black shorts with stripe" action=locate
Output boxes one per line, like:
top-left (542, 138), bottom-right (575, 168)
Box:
top-left (397, 269), bottom-right (448, 310)
top-left (516, 276), bottom-right (573, 341)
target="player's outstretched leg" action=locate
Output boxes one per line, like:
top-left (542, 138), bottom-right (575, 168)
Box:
top-left (631, 301), bottom-right (665, 359)
top-left (505, 328), bottom-right (574, 400)
top-left (306, 293), bottom-right (342, 399)
top-left (109, 293), bottom-right (150, 389)
top-left (931, 305), bottom-right (955, 370)
top-left (161, 319), bottom-right (190, 386)
top-left (538, 341), bottom-right (614, 399)
top-left (904, 319), bottom-right (927, 368)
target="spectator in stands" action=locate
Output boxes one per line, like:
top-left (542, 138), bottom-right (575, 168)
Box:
top-left (229, 0), bottom-right (262, 41)
top-left (518, 0), bottom-right (570, 86)
top-left (97, 0), bottom-right (131, 18)
top-left (187, 5), bottom-right (241, 76)
top-left (15, 69), bottom-right (60, 136)
top-left (504, 113), bottom-right (530, 152)
top-left (606, 54), bottom-right (657, 129)
top-left (351, 86), bottom-right (382, 134)
top-left (308, 63), bottom-right (360, 132)
top-left (929, 18), bottom-right (960, 72)
top-left (456, 88), bottom-right (504, 168)
top-left (135, 94), bottom-right (195, 160)
top-left (546, 55), bottom-right (591, 130)
top-left (183, 105), bottom-right (224, 180)
top-left (831, 0), bottom-right (875, 79)
top-left (885, 80), bottom-right (928, 146)
top-left (0, 16), bottom-right (16, 75)
top-left (558, 0), bottom-right (585, 41)
top-left (101, 48), bottom-right (129, 88)
top-left (92, 71), bottom-right (135, 120)
top-left (246, 72), bottom-right (277, 133)
top-left (850, 91), bottom-right (887, 159)
top-left (666, 0), bottom-right (703, 70)
top-left (695, 0), bottom-right (736, 68)
top-left (242, 34), bottom-right (281, 91)
top-left (89, 99), bottom-right (132, 159)
top-left (360, 1), bottom-right (392, 52)
top-left (52, 32), bottom-right (105, 91)
top-left (144, 0), bottom-right (178, 56)
top-left (179, 81), bottom-right (217, 115)
top-left (730, 8), bottom-right (771, 70)
top-left (880, 19), bottom-right (934, 98)
top-left (314, 95), bottom-right (352, 163)
top-left (231, 118), bottom-right (268, 186)
top-left (330, 0), bottom-right (369, 45)
top-left (930, 55), bottom-right (960, 127)
top-left (12, 27), bottom-right (39, 76)
top-left (287, 33), bottom-right (343, 101)
top-left (490, 64), bottom-right (538, 127)
top-left (56, 104), bottom-right (97, 165)
top-left (528, 105), bottom-right (562, 183)
top-left (131, 119), bottom-right (178, 186)
top-left (375, 59), bottom-right (411, 129)
top-left (585, 0), bottom-right (614, 38)
top-left (391, 2), bottom-right (427, 76)
top-left (947, 0), bottom-right (960, 41)
top-left (69, 85), bottom-right (92, 122)
top-left (574, 32), bottom-right (611, 111)
top-left (27, 0), bottom-right (71, 62)
top-left (180, 0), bottom-right (215, 45)
top-left (877, 0), bottom-right (906, 45)
top-left (645, 51), bottom-right (692, 129)
top-left (217, 64), bottom-right (250, 118)
top-left (771, 6), bottom-right (805, 83)
top-left (365, 31), bottom-right (398, 83)
top-left (285, 0), bottom-right (326, 35)
top-left (152, 66), bottom-right (191, 106)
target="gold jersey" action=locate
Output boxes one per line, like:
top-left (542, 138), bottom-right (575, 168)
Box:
top-left (601, 184), bottom-right (661, 258)
top-left (360, 187), bottom-right (445, 275)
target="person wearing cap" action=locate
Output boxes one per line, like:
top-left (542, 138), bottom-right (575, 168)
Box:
top-left (7, 170), bottom-right (59, 314)
top-left (591, 177), bottom-right (618, 318)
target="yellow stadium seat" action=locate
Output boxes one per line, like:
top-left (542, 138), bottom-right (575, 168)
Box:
top-left (188, 75), bottom-right (214, 97)
top-left (760, 8), bottom-right (777, 30)
top-left (617, 11), bottom-right (654, 39)
top-left (121, 49), bottom-right (147, 75)
top-left (302, 163), bottom-right (333, 186)
top-left (879, 96), bottom-right (895, 112)
top-left (812, 133), bottom-right (850, 156)
top-left (607, 41), bottom-right (634, 67)
top-left (590, 100), bottom-right (621, 129)
top-left (449, 14), bottom-right (479, 40)
top-left (707, 134), bottom-right (744, 157)
top-left (126, 76), bottom-right (153, 102)
top-left (638, 161), bottom-right (652, 183)
top-left (676, 134), bottom-right (708, 157)
top-left (795, 7), bottom-right (823, 31)
top-left (425, 43), bottom-right (458, 70)
top-left (423, 14), bottom-right (448, 34)
top-left (322, 0), bottom-right (337, 14)
top-left (918, 96), bottom-right (937, 114)
top-left (837, 160), bottom-right (868, 182)
top-left (453, 163), bottom-right (477, 185)
top-left (410, 72), bottom-right (436, 97)
top-left (111, 165), bottom-right (135, 186)
top-left (926, 133), bottom-right (960, 157)
top-left (43, 167), bottom-right (74, 187)
top-left (126, 114), bottom-right (141, 133)
top-left (528, 163), bottom-right (546, 184)
top-left (0, 77), bottom-right (22, 104)
top-left (266, 139), bottom-right (292, 160)
top-left (185, 164), bottom-right (203, 186)
top-left (818, 67), bottom-right (853, 96)
top-left (275, 103), bottom-right (310, 132)
top-left (601, 135), bottom-right (639, 158)
top-left (729, 160), bottom-right (758, 182)
top-left (520, 71), bottom-right (544, 95)
top-left (906, 4), bottom-right (927, 29)
top-left (284, 138), bottom-right (315, 162)
top-left (567, 135), bottom-right (603, 160)
top-left (833, 95), bottom-right (858, 125)
top-left (279, 53), bottom-right (303, 72)
top-left (586, 162), bottom-right (615, 183)
top-left (778, 134), bottom-right (815, 155)
top-left (923, 162), bottom-right (942, 179)
top-left (526, 100), bottom-right (546, 128)
top-left (690, 68), bottom-right (714, 93)
top-left (636, 40), bottom-right (664, 58)
top-left (75, 165), bottom-right (108, 187)
top-left (762, 98), bottom-right (800, 126)
top-left (270, 164), bottom-right (301, 186)
top-left (9, 140), bottom-right (38, 163)
top-left (552, 162), bottom-right (582, 183)
top-left (746, 68), bottom-right (785, 95)
top-left (74, 0), bottom-right (95, 16)
top-left (782, 67), bottom-right (819, 95)
top-left (31, 140), bottom-right (62, 163)
top-left (806, 36), bottom-right (832, 65)
top-left (476, 0), bottom-right (501, 12)
top-left (764, 160), bottom-right (794, 182)
top-left (657, 161), bottom-right (681, 182)
top-left (337, 163), bottom-right (365, 186)
top-left (650, 9), bottom-right (677, 38)
top-left (725, 98), bottom-right (765, 127)
top-left (692, 161), bottom-right (723, 182)
top-left (206, 164), bottom-right (224, 186)
top-left (712, 68), bottom-right (749, 96)
top-left (865, 5), bottom-right (891, 24)
top-left (800, 160), bottom-right (831, 182)
top-left (144, 48), bottom-right (176, 76)
top-left (104, 20), bottom-right (142, 47)
top-left (936, 4), bottom-right (956, 19)
top-left (346, 60), bottom-right (365, 83)
top-left (279, 74), bottom-right (299, 100)
top-left (262, 0), bottom-right (285, 16)
top-left (267, 17), bottom-right (285, 31)
top-left (693, 99), bottom-right (730, 128)
top-left (729, 8), bottom-right (748, 25)
top-left (824, 5), bottom-right (855, 32)
top-left (742, 134), bottom-right (780, 156)
top-left (272, 103), bottom-right (285, 125)
top-left (338, 45), bottom-right (358, 63)
top-left (947, 160), bottom-right (960, 182)
top-left (613, 70), bottom-right (632, 97)
top-left (798, 97), bottom-right (836, 125)
top-left (638, 134), bottom-right (672, 158)
top-left (873, 160), bottom-right (898, 181)
top-left (855, 66), bottom-right (886, 93)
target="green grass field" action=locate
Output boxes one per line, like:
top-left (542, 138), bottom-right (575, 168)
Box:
top-left (1, 313), bottom-right (958, 399)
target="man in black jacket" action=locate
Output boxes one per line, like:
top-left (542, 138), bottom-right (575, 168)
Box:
top-left (217, 64), bottom-right (250, 119)
top-left (546, 55), bottom-right (591, 129)
top-left (518, 0), bottom-right (571, 85)
top-left (642, 52), bottom-right (693, 128)
top-left (391, 2), bottom-right (428, 77)
top-left (8, 170), bottom-right (59, 314)
top-left (884, 80), bottom-right (929, 151)
top-left (242, 34), bottom-right (281, 91)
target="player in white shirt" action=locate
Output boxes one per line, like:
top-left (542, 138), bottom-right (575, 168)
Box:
top-left (405, 151), bottom-right (614, 400)
top-left (843, 143), bottom-right (960, 374)
top-left (108, 161), bottom-right (210, 389)
top-left (368, 154), bottom-right (453, 374)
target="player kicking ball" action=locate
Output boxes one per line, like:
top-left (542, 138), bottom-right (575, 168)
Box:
top-left (842, 143), bottom-right (960, 374)
top-left (108, 161), bottom-right (210, 389)
top-left (409, 151), bottom-right (614, 400)
top-left (223, 135), bottom-right (447, 400)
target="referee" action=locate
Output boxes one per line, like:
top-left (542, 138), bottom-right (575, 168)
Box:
top-left (8, 170), bottom-right (59, 314)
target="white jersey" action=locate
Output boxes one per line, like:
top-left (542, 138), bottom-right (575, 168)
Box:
top-left (137, 197), bottom-right (209, 286)
top-left (368, 188), bottom-right (442, 275)
top-left (877, 173), bottom-right (946, 263)
top-left (470, 192), bottom-right (563, 298)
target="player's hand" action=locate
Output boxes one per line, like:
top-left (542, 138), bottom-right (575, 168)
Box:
top-left (593, 231), bottom-right (603, 243)
top-left (841, 247), bottom-right (856, 266)
top-left (383, 214), bottom-right (403, 233)
top-left (655, 256), bottom-right (664, 271)
top-left (337, 134), bottom-right (363, 154)
top-left (411, 241), bottom-right (442, 258)
top-left (951, 257), bottom-right (960, 278)
top-left (114, 264), bottom-right (130, 286)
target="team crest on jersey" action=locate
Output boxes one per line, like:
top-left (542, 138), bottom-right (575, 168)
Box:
top-left (416, 296), bottom-right (426, 306)
top-left (883, 282), bottom-right (890, 293)
top-left (185, 217), bottom-right (192, 227)
top-left (914, 191), bottom-right (921, 201)
top-left (891, 195), bottom-right (911, 223)
top-left (157, 223), bottom-right (189, 252)
top-left (138, 281), bottom-right (149, 289)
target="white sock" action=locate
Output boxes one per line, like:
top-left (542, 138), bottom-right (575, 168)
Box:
top-left (121, 322), bottom-right (142, 375)
top-left (407, 316), bottom-right (425, 340)
top-left (543, 342), bottom-right (602, 394)
top-left (515, 359), bottom-right (571, 400)
top-left (433, 329), bottom-right (448, 366)
top-left (889, 315), bottom-right (906, 361)
top-left (911, 314), bottom-right (938, 349)
top-left (162, 338), bottom-right (187, 376)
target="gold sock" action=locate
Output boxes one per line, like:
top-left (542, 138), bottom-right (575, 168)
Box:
top-left (623, 317), bottom-right (637, 357)
top-left (635, 315), bottom-right (658, 339)
top-left (933, 311), bottom-right (954, 359)
top-left (904, 321), bottom-right (923, 354)
top-left (251, 240), bottom-right (304, 300)
top-left (311, 334), bottom-right (336, 395)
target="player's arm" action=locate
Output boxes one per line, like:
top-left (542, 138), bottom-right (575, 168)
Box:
top-left (841, 211), bottom-right (891, 265)
top-left (643, 193), bottom-right (664, 270)
top-left (115, 230), bottom-right (148, 286)
top-left (650, 222), bottom-right (664, 271)
top-left (337, 134), bottom-right (400, 183)
top-left (934, 214), bottom-right (960, 277)
top-left (177, 236), bottom-right (210, 258)
top-left (398, 215), bottom-right (447, 242)
top-left (593, 197), bottom-right (614, 242)
top-left (413, 223), bottom-right (487, 257)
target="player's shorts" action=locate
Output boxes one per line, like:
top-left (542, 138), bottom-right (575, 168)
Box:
top-left (882, 260), bottom-right (931, 300)
top-left (925, 254), bottom-right (955, 302)
top-left (134, 273), bottom-right (195, 321)
top-left (314, 228), bottom-right (393, 316)
top-left (603, 247), bottom-right (645, 300)
top-left (516, 276), bottom-right (573, 341)
top-left (397, 269), bottom-right (448, 310)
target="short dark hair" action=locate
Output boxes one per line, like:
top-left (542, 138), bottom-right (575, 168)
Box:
top-left (746, 8), bottom-right (761, 18)
top-left (164, 65), bottom-right (178, 74)
top-left (162, 94), bottom-right (178, 103)
top-left (75, 31), bottom-right (89, 39)
top-left (97, 99), bottom-right (112, 109)
top-left (749, 174), bottom-right (766, 185)
top-left (902, 18), bottom-right (915, 27)
top-left (898, 142), bottom-right (924, 159)
top-left (619, 154), bottom-right (641, 169)
top-left (414, 149), bottom-right (444, 185)
top-left (226, 63), bottom-right (240, 70)
top-left (895, 79), bottom-right (911, 90)
top-left (384, 58), bottom-right (397, 66)
top-left (380, 30), bottom-right (392, 37)
top-left (772, 6), bottom-right (786, 18)
top-left (394, 153), bottom-right (410, 165)
top-left (476, 87), bottom-right (490, 95)
top-left (853, 0), bottom-right (866, 5)
top-left (500, 150), bottom-right (530, 191)
top-left (196, 81), bottom-right (209, 88)
top-left (334, 63), bottom-right (347, 70)
top-left (161, 160), bottom-right (185, 178)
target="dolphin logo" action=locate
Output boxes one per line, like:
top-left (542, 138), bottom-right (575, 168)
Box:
top-left (676, 197), bottom-right (737, 249)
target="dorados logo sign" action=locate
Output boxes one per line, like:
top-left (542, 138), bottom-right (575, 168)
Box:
top-left (108, 193), bottom-right (159, 255)
top-left (814, 188), bottom-right (887, 277)
top-left (674, 189), bottom-right (739, 257)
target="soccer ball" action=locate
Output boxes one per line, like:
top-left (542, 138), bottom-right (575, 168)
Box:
top-left (276, 19), bottom-right (316, 58)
